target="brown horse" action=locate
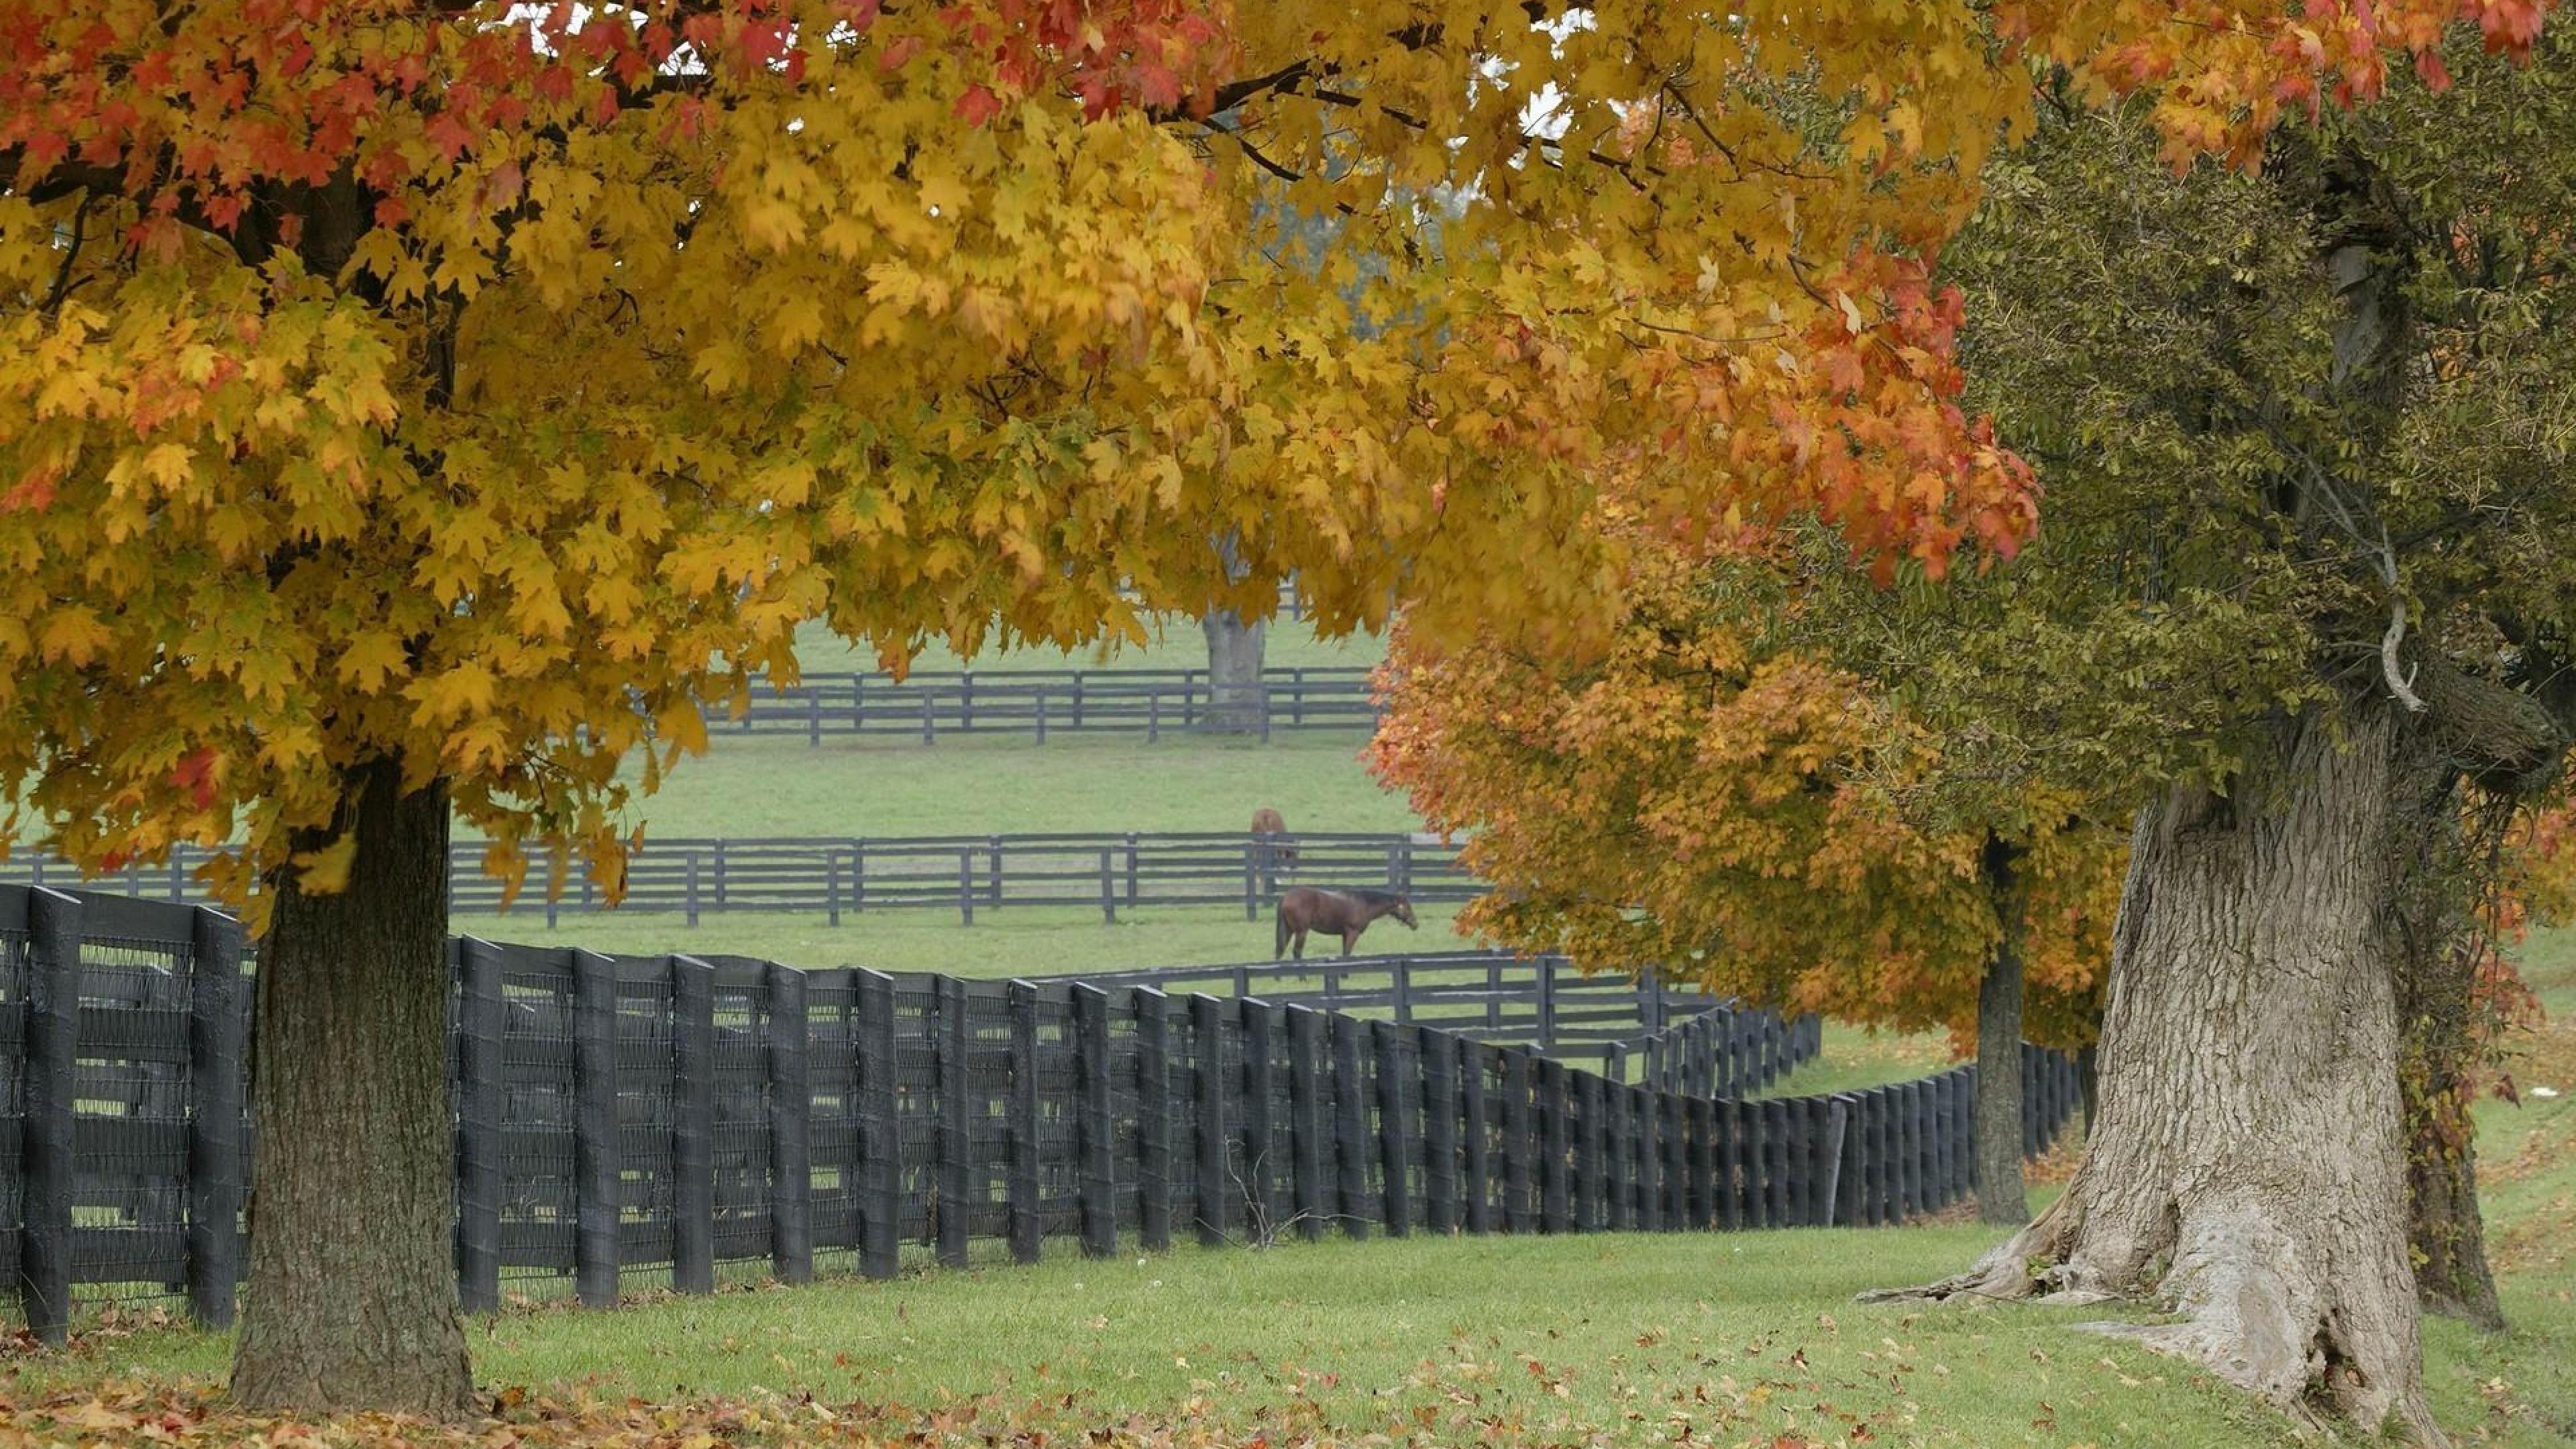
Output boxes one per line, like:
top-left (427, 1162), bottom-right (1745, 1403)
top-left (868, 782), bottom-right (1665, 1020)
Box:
top-left (1275, 887), bottom-right (1416, 959)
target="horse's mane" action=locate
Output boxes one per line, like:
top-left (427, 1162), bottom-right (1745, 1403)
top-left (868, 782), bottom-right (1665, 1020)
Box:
top-left (1343, 888), bottom-right (1407, 907)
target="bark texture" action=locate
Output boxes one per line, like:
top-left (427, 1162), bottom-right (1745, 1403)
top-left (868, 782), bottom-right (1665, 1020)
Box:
top-left (1975, 838), bottom-right (2029, 1225)
top-left (1201, 608), bottom-right (1268, 733)
top-left (231, 761), bottom-right (474, 1415)
top-left (1887, 710), bottom-right (2435, 1440)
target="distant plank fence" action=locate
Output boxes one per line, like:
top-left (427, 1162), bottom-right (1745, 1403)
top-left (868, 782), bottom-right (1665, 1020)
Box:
top-left (711, 666), bottom-right (1381, 744)
top-left (0, 885), bottom-right (2084, 1344)
top-left (0, 831), bottom-right (1474, 926)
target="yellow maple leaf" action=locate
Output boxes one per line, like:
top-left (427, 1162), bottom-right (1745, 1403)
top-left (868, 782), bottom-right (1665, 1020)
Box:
top-left (290, 832), bottom-right (360, 896)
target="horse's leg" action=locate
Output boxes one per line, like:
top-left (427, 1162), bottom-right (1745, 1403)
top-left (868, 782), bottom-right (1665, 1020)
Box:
top-left (1292, 928), bottom-right (1306, 961)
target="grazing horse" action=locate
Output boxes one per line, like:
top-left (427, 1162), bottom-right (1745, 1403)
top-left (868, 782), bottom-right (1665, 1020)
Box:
top-left (1275, 887), bottom-right (1417, 959)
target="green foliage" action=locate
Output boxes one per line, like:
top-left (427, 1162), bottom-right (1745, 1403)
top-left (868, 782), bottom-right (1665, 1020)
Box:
top-left (1894, 36), bottom-right (2576, 805)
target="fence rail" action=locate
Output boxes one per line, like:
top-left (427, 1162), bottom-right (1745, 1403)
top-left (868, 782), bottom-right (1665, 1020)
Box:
top-left (0, 885), bottom-right (2082, 1344)
top-left (710, 666), bottom-right (1381, 744)
top-left (0, 830), bottom-right (1474, 926)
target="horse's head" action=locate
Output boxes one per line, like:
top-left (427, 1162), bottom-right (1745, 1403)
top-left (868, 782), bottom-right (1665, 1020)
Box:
top-left (1393, 898), bottom-right (1418, 929)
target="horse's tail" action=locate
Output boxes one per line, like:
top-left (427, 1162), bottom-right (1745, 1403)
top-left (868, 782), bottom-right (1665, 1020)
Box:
top-left (1274, 902), bottom-right (1290, 958)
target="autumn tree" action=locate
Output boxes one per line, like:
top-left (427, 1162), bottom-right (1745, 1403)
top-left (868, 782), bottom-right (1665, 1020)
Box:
top-left (2, 0), bottom-right (2546, 1425)
top-left (1371, 524), bottom-right (2125, 1225)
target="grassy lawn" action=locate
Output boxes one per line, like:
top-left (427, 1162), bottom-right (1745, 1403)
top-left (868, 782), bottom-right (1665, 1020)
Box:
top-left (614, 733), bottom-right (1422, 841)
top-left (0, 1228), bottom-right (2349, 1447)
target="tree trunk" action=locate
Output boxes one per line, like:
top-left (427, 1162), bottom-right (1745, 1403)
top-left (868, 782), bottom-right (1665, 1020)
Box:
top-left (1975, 837), bottom-right (2028, 1225)
top-left (1886, 708), bottom-right (2436, 1440)
top-left (231, 760), bottom-right (473, 1416)
top-left (1201, 608), bottom-right (1269, 734)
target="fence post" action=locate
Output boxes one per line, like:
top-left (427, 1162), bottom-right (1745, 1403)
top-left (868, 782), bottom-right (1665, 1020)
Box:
top-left (1606, 1071), bottom-right (1636, 1232)
top-left (1330, 1012), bottom-right (1368, 1240)
top-left (1572, 1070), bottom-right (1603, 1233)
top-left (1074, 985), bottom-right (1117, 1258)
top-left (1191, 994), bottom-right (1230, 1247)
top-left (1897, 1081), bottom-right (1923, 1220)
top-left (19, 890), bottom-right (79, 1344)
top-left (854, 969), bottom-right (900, 1280)
top-left (1099, 849), bottom-right (1116, 925)
top-left (1534, 957), bottom-right (1556, 1053)
top-left (1240, 998), bottom-right (1276, 1237)
top-left (1460, 1040), bottom-right (1493, 1234)
top-left (184, 906), bottom-right (245, 1328)
top-left (1373, 1021), bottom-right (1413, 1237)
top-left (1126, 833), bottom-right (1141, 908)
top-left (1634, 1085), bottom-right (1664, 1232)
top-left (1538, 1059), bottom-right (1570, 1234)
top-left (1242, 843), bottom-right (1258, 922)
top-left (455, 936), bottom-right (506, 1314)
top-left (958, 848), bottom-right (975, 926)
top-left (1766, 1097), bottom-right (1796, 1228)
top-left (1685, 1095), bottom-right (1714, 1231)
top-left (961, 672), bottom-right (975, 731)
top-left (936, 976), bottom-right (972, 1268)
top-left (2021, 1044), bottom-right (2041, 1158)
top-left (920, 690), bottom-right (934, 745)
top-left (573, 950), bottom-right (621, 1307)
top-left (1872, 1087), bottom-right (1898, 1226)
top-left (769, 963), bottom-right (813, 1285)
top-left (1662, 1093), bottom-right (1688, 1228)
top-left (686, 855), bottom-right (701, 928)
top-left (1136, 989), bottom-right (1173, 1252)
top-left (1815, 1097), bottom-right (1849, 1227)
top-left (1419, 1026), bottom-right (1459, 1234)
top-left (1501, 1049), bottom-right (1534, 1232)
top-left (1287, 1005), bottom-right (1328, 1243)
top-left (1034, 693), bottom-right (1049, 745)
top-left (1008, 981), bottom-right (1042, 1266)
top-left (672, 955), bottom-right (716, 1294)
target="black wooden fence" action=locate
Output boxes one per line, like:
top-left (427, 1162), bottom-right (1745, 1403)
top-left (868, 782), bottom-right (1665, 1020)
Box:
top-left (1038, 954), bottom-right (1824, 1092)
top-left (711, 667), bottom-right (1382, 744)
top-left (1, 885), bottom-right (2086, 1345)
top-left (0, 831), bottom-right (1471, 926)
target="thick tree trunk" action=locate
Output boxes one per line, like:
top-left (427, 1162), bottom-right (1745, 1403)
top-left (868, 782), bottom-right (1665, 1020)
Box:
top-left (1975, 838), bottom-right (2028, 1225)
top-left (1201, 608), bottom-right (1269, 734)
top-left (1887, 709), bottom-right (2436, 1440)
top-left (231, 760), bottom-right (473, 1416)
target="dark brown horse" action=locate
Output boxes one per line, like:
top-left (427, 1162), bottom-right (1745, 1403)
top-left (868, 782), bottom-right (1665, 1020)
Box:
top-left (1275, 887), bottom-right (1416, 959)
